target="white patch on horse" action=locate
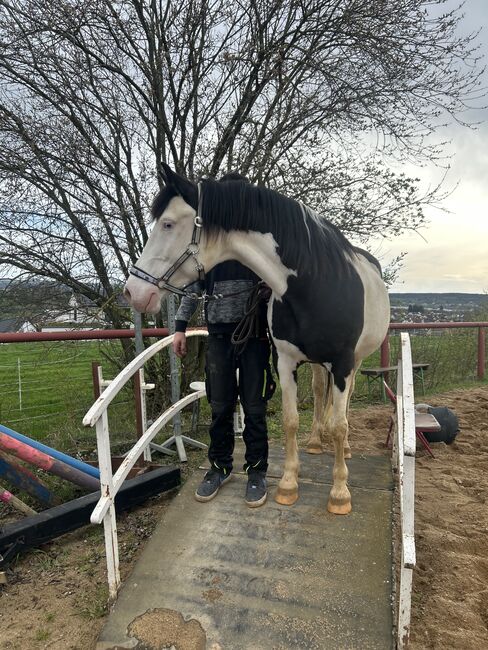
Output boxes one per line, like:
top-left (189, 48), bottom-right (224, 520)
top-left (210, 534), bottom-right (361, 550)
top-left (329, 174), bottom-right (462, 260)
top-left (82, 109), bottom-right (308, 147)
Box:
top-left (352, 253), bottom-right (390, 362)
top-left (224, 230), bottom-right (295, 300)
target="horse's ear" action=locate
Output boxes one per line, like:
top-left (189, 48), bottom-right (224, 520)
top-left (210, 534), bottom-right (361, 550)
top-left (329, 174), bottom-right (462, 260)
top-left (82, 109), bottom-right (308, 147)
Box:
top-left (158, 164), bottom-right (168, 184)
top-left (161, 163), bottom-right (198, 210)
top-left (160, 162), bottom-right (174, 184)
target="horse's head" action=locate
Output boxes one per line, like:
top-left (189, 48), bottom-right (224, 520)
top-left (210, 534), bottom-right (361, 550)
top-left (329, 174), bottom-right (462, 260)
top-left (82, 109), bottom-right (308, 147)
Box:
top-left (124, 164), bottom-right (200, 313)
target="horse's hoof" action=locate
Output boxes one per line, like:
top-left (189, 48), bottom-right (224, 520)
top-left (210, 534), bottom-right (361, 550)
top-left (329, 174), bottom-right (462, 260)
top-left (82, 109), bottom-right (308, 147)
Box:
top-left (344, 447), bottom-right (352, 459)
top-left (306, 443), bottom-right (324, 455)
top-left (327, 498), bottom-right (352, 515)
top-left (275, 487), bottom-right (299, 506)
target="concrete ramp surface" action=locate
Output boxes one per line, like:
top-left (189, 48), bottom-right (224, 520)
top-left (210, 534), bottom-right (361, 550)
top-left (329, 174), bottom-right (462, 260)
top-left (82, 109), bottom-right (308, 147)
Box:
top-left (97, 446), bottom-right (394, 649)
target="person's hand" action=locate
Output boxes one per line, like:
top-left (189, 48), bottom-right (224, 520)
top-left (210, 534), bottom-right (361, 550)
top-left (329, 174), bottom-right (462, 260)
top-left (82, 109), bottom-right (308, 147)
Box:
top-left (173, 331), bottom-right (187, 358)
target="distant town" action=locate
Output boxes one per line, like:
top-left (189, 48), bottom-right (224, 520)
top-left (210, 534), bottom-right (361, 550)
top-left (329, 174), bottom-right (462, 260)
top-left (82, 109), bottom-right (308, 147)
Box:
top-left (1, 277), bottom-right (488, 333)
top-left (389, 293), bottom-right (488, 324)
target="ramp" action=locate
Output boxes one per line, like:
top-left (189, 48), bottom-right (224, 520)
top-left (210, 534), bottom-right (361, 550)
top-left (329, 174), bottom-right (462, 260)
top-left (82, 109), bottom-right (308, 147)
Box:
top-left (97, 446), bottom-right (394, 650)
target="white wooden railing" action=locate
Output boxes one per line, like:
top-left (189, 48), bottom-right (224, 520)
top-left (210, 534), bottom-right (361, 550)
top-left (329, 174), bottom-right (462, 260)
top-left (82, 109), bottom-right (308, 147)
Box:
top-left (82, 330), bottom-right (208, 600)
top-left (394, 333), bottom-right (417, 648)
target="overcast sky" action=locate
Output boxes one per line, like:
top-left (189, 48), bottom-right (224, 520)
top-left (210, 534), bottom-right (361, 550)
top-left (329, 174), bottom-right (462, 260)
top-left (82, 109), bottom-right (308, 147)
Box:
top-left (385, 0), bottom-right (488, 294)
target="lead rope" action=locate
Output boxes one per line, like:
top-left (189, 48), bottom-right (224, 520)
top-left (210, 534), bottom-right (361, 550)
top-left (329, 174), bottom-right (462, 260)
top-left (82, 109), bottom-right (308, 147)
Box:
top-left (231, 282), bottom-right (271, 354)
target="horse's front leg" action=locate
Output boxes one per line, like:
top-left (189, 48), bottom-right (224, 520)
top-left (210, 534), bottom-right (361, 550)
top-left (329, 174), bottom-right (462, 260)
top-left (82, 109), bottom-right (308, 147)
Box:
top-left (327, 371), bottom-right (355, 515)
top-left (275, 355), bottom-right (300, 506)
top-left (306, 364), bottom-right (326, 454)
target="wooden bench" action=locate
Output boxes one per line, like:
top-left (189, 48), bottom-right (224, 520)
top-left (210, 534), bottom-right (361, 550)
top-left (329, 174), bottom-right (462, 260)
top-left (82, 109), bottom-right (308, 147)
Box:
top-left (383, 380), bottom-right (441, 458)
top-left (361, 363), bottom-right (429, 401)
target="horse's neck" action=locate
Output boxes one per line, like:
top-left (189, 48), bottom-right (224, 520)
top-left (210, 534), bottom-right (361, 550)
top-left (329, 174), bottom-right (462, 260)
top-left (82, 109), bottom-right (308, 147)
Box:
top-left (202, 230), bottom-right (294, 298)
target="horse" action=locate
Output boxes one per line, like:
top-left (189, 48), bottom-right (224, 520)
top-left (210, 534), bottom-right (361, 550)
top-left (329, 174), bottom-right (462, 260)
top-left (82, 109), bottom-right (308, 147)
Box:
top-left (124, 164), bottom-right (390, 514)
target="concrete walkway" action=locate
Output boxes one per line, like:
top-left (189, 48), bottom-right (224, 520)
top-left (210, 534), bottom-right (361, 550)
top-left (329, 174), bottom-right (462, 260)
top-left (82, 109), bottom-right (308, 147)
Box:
top-left (96, 445), bottom-right (394, 650)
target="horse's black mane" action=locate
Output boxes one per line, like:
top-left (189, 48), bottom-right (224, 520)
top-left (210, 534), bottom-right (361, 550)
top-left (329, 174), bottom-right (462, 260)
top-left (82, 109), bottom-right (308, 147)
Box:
top-left (151, 185), bottom-right (179, 220)
top-left (201, 178), bottom-right (356, 276)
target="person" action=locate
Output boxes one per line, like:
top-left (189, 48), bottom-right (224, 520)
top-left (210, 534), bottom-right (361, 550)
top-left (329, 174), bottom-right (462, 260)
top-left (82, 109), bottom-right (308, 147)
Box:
top-left (172, 177), bottom-right (274, 508)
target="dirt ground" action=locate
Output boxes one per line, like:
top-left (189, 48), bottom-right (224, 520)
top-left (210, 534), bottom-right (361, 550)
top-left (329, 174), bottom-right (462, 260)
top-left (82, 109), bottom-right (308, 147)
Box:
top-left (347, 385), bottom-right (488, 650)
top-left (1, 385), bottom-right (487, 649)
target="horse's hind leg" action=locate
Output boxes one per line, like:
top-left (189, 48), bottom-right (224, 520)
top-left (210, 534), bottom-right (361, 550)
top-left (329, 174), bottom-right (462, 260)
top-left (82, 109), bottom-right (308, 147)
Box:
top-left (306, 364), bottom-right (326, 454)
top-left (275, 355), bottom-right (299, 506)
top-left (342, 365), bottom-right (359, 459)
top-left (327, 371), bottom-right (355, 515)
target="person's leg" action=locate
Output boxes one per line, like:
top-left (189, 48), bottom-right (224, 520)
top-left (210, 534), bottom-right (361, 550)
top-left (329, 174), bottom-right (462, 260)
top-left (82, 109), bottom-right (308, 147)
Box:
top-left (238, 338), bottom-right (270, 507)
top-left (205, 333), bottom-right (238, 474)
top-left (196, 334), bottom-right (237, 502)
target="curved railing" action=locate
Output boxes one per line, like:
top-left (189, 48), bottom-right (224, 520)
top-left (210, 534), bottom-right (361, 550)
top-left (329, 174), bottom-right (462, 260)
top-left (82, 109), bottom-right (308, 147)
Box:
top-left (82, 330), bottom-right (208, 600)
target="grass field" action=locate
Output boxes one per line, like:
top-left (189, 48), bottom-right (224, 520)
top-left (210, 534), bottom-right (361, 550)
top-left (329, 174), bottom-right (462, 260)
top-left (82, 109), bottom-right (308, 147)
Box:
top-left (0, 328), bottom-right (485, 457)
top-left (0, 340), bottom-right (136, 452)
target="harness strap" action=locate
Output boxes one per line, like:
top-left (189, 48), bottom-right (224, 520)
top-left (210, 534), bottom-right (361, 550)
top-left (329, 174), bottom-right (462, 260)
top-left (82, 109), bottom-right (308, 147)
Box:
top-left (129, 183), bottom-right (205, 298)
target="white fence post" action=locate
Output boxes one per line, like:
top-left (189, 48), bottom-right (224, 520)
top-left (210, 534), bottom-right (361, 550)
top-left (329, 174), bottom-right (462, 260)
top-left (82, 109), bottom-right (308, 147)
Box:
top-left (396, 333), bottom-right (416, 649)
top-left (17, 358), bottom-right (22, 412)
top-left (95, 411), bottom-right (120, 600)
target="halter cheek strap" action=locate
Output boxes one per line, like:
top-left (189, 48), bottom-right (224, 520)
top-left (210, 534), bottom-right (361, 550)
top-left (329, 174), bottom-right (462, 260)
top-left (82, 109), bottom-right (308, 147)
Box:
top-left (129, 184), bottom-right (206, 299)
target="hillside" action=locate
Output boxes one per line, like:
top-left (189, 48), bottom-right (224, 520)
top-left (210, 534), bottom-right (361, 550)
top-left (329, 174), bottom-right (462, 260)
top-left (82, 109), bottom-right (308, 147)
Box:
top-left (389, 293), bottom-right (487, 307)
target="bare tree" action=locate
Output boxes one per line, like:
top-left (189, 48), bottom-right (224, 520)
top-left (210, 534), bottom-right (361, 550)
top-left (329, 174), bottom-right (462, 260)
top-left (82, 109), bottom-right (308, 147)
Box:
top-left (0, 0), bottom-right (483, 317)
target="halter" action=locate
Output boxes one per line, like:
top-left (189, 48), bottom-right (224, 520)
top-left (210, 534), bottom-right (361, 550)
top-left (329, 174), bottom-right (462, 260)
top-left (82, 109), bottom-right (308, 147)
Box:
top-left (129, 183), bottom-right (206, 300)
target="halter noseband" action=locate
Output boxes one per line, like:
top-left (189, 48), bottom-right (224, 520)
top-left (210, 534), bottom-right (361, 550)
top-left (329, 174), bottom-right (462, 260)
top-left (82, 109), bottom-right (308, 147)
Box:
top-left (129, 184), bottom-right (206, 300)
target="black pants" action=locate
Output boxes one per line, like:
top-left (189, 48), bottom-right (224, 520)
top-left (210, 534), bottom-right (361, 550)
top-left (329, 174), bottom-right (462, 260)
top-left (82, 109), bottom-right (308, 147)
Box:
top-left (205, 333), bottom-right (270, 473)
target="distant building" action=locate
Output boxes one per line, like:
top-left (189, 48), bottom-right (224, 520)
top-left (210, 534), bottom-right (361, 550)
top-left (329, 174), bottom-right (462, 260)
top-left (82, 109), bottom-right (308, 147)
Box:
top-left (0, 318), bottom-right (37, 334)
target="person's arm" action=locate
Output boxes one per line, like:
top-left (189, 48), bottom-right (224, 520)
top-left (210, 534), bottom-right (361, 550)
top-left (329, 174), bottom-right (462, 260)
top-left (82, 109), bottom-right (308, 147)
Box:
top-left (173, 288), bottom-right (200, 358)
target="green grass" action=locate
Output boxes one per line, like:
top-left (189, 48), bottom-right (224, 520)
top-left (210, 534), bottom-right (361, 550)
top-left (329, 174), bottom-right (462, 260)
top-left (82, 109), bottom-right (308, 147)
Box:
top-left (0, 340), bottom-right (136, 453)
top-left (0, 329), bottom-right (484, 465)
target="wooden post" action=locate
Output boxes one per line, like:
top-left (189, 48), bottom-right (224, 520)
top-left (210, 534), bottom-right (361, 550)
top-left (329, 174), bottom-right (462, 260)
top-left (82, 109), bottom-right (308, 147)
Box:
top-left (380, 335), bottom-right (390, 368)
top-left (92, 361), bottom-right (102, 400)
top-left (478, 327), bottom-right (485, 380)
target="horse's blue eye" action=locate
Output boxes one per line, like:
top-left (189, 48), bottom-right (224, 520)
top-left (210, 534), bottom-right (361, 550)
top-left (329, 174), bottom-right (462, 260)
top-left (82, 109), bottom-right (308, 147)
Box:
top-left (162, 221), bottom-right (173, 230)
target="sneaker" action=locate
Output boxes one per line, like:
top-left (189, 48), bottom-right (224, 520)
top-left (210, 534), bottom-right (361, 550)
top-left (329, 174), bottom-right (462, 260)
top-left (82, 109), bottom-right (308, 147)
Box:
top-left (195, 468), bottom-right (232, 502)
top-left (245, 470), bottom-right (267, 508)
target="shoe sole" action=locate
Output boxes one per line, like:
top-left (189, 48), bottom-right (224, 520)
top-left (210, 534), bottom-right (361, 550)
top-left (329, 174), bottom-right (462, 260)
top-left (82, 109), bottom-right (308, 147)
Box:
top-left (245, 492), bottom-right (268, 508)
top-left (194, 473), bottom-right (232, 502)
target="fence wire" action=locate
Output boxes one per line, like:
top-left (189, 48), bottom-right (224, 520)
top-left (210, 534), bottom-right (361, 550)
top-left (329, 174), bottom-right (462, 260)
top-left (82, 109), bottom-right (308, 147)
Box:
top-left (0, 328), bottom-right (484, 455)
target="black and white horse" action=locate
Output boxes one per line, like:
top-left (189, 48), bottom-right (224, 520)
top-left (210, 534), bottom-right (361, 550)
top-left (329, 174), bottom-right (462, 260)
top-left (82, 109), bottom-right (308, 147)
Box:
top-left (124, 165), bottom-right (390, 514)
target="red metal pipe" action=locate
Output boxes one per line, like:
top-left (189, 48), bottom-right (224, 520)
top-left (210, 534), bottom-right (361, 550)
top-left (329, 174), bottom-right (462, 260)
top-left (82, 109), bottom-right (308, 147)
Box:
top-left (388, 321), bottom-right (488, 330)
top-left (478, 327), bottom-right (486, 381)
top-left (0, 432), bottom-right (99, 491)
top-left (0, 328), bottom-right (169, 343)
top-left (0, 451), bottom-right (58, 506)
top-left (0, 486), bottom-right (36, 515)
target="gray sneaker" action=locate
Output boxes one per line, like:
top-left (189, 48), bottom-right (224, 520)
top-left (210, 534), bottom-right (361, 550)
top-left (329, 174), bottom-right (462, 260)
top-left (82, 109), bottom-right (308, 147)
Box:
top-left (195, 468), bottom-right (232, 502)
top-left (245, 470), bottom-right (267, 508)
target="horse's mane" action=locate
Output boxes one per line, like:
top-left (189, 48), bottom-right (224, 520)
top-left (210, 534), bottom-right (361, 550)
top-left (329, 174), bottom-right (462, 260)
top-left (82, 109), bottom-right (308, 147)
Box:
top-left (201, 178), bottom-right (356, 276)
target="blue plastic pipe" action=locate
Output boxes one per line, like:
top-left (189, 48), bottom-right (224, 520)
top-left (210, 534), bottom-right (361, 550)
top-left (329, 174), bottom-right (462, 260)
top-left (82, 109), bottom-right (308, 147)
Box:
top-left (0, 423), bottom-right (100, 479)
